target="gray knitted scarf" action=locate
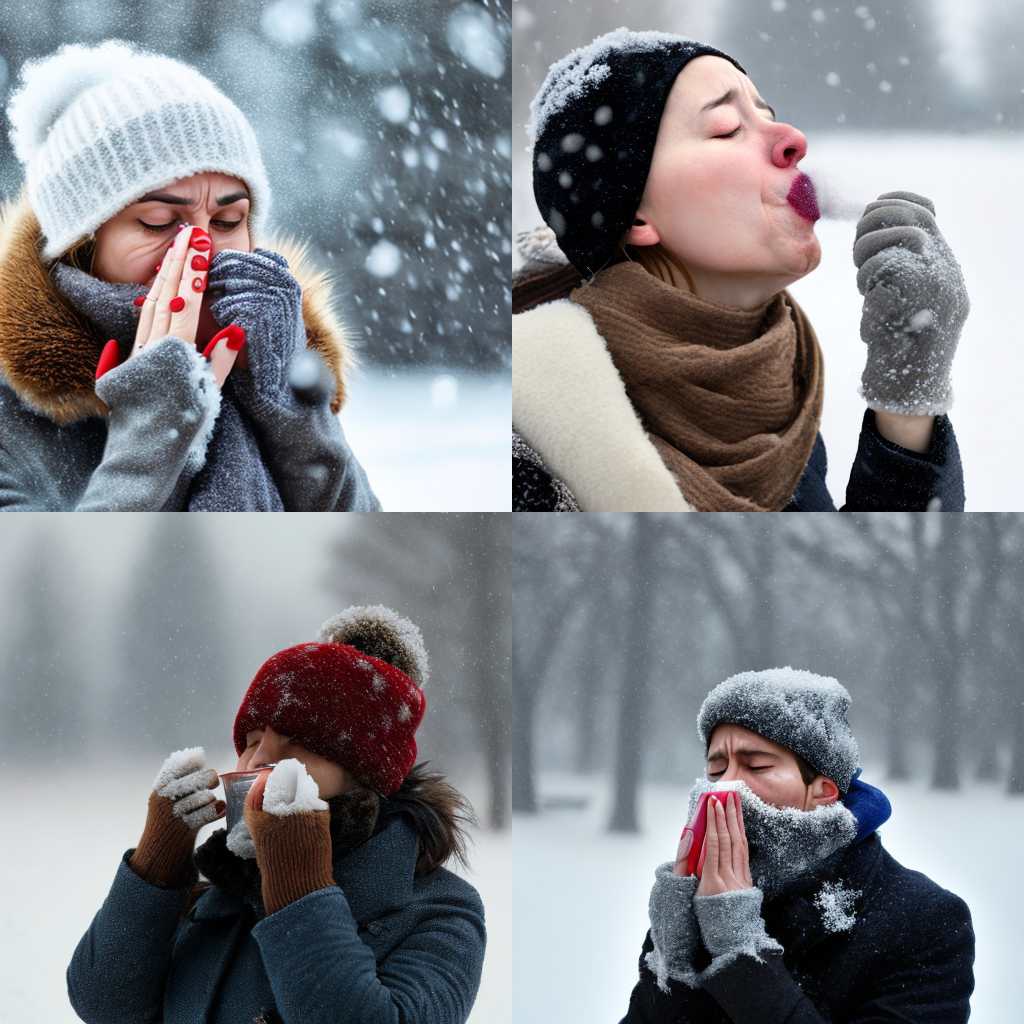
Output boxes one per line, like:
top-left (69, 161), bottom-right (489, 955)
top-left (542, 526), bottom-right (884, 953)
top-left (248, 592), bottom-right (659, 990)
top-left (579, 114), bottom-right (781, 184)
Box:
top-left (53, 263), bottom-right (283, 510)
top-left (686, 777), bottom-right (858, 897)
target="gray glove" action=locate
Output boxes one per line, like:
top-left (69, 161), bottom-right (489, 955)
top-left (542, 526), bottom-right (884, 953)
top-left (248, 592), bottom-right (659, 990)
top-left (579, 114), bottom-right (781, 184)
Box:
top-left (207, 248), bottom-right (380, 511)
top-left (854, 191), bottom-right (969, 416)
top-left (646, 863), bottom-right (703, 992)
top-left (693, 887), bottom-right (783, 978)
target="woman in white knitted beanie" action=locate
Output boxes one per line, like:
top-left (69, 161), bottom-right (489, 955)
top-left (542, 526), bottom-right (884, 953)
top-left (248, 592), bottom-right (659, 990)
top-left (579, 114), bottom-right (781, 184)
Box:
top-left (0, 40), bottom-right (380, 511)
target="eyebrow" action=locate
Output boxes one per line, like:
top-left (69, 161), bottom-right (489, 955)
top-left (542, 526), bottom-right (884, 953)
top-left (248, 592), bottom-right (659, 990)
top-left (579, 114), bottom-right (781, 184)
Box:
top-left (707, 748), bottom-right (779, 762)
top-left (699, 88), bottom-right (777, 120)
top-left (136, 190), bottom-right (250, 206)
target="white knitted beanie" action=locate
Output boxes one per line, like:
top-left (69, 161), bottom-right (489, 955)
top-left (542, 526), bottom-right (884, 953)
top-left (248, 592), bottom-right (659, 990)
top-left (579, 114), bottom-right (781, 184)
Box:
top-left (6, 40), bottom-right (271, 261)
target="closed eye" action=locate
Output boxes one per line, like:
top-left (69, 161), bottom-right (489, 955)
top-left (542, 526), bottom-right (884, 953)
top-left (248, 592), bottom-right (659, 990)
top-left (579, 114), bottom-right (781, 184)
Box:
top-left (714, 126), bottom-right (741, 139)
top-left (138, 218), bottom-right (243, 232)
top-left (708, 767), bottom-right (769, 776)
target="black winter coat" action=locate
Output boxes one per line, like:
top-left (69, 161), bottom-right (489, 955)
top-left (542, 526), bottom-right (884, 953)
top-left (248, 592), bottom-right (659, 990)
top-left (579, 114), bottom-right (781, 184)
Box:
top-left (619, 832), bottom-right (975, 1023)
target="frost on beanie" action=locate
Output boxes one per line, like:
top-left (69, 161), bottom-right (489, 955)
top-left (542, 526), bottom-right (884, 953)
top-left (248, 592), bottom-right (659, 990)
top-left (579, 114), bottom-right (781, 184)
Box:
top-left (233, 606), bottom-right (429, 796)
top-left (696, 667), bottom-right (861, 794)
top-left (5, 39), bottom-right (271, 260)
top-left (528, 28), bottom-right (744, 278)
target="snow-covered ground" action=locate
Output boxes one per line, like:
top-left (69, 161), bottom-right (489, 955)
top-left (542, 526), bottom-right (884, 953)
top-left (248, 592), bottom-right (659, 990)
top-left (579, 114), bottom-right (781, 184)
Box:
top-left (1, 754), bottom-right (510, 1023)
top-left (341, 366), bottom-right (511, 511)
top-left (511, 770), bottom-right (1022, 1023)
top-left (513, 133), bottom-right (1024, 510)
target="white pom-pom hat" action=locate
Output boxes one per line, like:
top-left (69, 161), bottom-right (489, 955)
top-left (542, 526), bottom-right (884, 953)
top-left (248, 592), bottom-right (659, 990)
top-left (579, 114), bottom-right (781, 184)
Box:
top-left (5, 39), bottom-right (271, 260)
top-left (233, 606), bottom-right (428, 796)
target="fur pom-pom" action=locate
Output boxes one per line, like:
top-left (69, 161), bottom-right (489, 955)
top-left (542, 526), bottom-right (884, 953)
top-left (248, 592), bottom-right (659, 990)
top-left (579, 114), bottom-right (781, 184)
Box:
top-left (318, 605), bottom-right (429, 686)
top-left (7, 40), bottom-right (142, 163)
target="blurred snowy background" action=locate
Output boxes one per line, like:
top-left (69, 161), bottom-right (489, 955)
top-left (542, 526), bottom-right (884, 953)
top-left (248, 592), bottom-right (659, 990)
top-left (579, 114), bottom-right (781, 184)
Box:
top-left (0, 0), bottom-right (511, 510)
top-left (512, 0), bottom-right (1024, 509)
top-left (0, 515), bottom-right (511, 1022)
top-left (512, 513), bottom-right (1024, 1023)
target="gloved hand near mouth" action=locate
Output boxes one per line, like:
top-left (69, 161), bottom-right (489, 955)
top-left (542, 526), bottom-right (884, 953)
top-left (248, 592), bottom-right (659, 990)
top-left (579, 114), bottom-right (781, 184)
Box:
top-left (855, 191), bottom-right (970, 416)
top-left (243, 759), bottom-right (335, 915)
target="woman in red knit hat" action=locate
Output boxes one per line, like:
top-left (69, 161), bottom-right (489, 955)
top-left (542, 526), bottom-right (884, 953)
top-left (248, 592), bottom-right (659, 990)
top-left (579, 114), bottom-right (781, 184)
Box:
top-left (67, 605), bottom-right (486, 1024)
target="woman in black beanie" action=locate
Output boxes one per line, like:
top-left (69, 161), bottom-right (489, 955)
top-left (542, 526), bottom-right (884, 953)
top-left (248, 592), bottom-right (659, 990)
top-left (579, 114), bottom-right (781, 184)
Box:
top-left (513, 28), bottom-right (969, 512)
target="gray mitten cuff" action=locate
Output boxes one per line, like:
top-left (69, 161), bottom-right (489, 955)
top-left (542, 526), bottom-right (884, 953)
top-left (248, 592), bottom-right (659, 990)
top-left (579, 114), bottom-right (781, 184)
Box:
top-left (645, 862), bottom-right (702, 992)
top-left (693, 886), bottom-right (784, 978)
top-left (95, 336), bottom-right (221, 475)
top-left (855, 192), bottom-right (969, 416)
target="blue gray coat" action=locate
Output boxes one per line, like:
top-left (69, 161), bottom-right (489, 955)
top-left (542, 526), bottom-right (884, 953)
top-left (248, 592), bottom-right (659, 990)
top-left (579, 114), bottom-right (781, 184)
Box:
top-left (0, 197), bottom-right (379, 510)
top-left (67, 814), bottom-right (485, 1023)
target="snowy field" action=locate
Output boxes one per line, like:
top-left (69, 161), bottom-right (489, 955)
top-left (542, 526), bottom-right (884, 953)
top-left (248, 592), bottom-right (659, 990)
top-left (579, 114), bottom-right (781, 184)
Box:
top-left (1, 755), bottom-right (511, 1023)
top-left (339, 366), bottom-right (511, 511)
top-left (513, 133), bottom-right (1023, 510)
top-left (511, 770), bottom-right (1021, 1023)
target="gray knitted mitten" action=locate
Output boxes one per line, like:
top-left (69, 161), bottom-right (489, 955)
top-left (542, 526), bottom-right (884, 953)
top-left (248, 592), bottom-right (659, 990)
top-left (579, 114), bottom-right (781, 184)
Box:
top-left (693, 886), bottom-right (784, 978)
top-left (645, 863), bottom-right (703, 992)
top-left (854, 191), bottom-right (969, 416)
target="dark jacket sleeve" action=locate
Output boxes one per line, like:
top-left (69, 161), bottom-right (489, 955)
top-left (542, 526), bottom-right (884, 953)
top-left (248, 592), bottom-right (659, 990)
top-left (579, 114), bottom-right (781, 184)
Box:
top-left (843, 409), bottom-right (964, 511)
top-left (66, 849), bottom-right (193, 1024)
top-left (851, 890), bottom-right (975, 1024)
top-left (251, 882), bottom-right (486, 1024)
top-left (618, 931), bottom-right (722, 1023)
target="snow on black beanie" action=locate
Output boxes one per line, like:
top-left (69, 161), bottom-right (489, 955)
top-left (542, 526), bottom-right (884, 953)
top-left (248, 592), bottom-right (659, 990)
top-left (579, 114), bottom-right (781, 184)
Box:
top-left (696, 668), bottom-right (861, 794)
top-left (528, 28), bottom-right (745, 278)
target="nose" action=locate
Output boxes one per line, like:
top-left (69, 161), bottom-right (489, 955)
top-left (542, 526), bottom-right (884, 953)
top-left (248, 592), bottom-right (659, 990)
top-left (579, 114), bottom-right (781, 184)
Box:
top-left (770, 121), bottom-right (808, 169)
top-left (720, 760), bottom-right (742, 783)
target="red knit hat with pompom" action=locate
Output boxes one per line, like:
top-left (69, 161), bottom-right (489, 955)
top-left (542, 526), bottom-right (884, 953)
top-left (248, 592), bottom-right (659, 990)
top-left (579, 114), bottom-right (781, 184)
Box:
top-left (232, 605), bottom-right (429, 795)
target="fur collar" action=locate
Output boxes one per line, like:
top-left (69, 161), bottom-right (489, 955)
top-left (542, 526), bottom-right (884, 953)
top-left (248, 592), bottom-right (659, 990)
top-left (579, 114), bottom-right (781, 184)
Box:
top-left (512, 298), bottom-right (693, 512)
top-left (0, 194), bottom-right (354, 425)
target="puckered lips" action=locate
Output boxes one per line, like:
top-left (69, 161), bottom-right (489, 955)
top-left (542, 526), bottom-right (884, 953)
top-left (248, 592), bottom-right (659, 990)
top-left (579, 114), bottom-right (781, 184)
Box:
top-left (786, 172), bottom-right (821, 222)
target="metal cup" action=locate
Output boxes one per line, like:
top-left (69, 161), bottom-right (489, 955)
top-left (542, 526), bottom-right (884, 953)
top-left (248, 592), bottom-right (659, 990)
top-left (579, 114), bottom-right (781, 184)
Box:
top-left (219, 764), bottom-right (276, 832)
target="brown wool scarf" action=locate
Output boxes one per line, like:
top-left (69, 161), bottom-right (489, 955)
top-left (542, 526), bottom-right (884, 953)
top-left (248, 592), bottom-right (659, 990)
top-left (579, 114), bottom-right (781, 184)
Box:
top-left (570, 261), bottom-right (824, 512)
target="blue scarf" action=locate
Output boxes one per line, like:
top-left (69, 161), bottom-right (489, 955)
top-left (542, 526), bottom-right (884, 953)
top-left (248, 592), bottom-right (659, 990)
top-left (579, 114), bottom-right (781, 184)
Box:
top-left (842, 768), bottom-right (892, 843)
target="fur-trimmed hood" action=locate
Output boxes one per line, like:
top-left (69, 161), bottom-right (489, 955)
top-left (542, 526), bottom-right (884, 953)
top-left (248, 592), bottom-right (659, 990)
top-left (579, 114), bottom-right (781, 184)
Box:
top-left (0, 194), bottom-right (354, 425)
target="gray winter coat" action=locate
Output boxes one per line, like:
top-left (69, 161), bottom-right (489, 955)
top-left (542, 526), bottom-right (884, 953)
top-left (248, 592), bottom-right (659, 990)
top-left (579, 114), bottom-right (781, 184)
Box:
top-left (0, 198), bottom-right (379, 510)
top-left (67, 814), bottom-right (486, 1024)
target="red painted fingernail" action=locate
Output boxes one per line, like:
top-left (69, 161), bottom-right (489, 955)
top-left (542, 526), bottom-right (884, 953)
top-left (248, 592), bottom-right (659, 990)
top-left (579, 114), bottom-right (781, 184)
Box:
top-left (192, 276), bottom-right (206, 292)
top-left (169, 296), bottom-right (186, 312)
top-left (202, 323), bottom-right (245, 359)
top-left (191, 254), bottom-right (209, 271)
top-left (191, 237), bottom-right (211, 252)
top-left (225, 324), bottom-right (246, 351)
top-left (133, 295), bottom-right (146, 307)
top-left (95, 339), bottom-right (120, 380)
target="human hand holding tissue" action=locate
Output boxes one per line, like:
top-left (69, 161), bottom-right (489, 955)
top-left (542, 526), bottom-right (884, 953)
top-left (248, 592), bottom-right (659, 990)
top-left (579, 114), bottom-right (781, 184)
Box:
top-left (694, 791), bottom-right (754, 898)
top-left (243, 758), bottom-right (335, 914)
top-left (854, 191), bottom-right (969, 416)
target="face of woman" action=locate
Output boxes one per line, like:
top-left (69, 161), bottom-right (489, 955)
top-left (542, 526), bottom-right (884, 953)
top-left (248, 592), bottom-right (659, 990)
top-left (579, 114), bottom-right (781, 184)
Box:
top-left (236, 724), bottom-right (350, 800)
top-left (628, 56), bottom-right (821, 303)
top-left (91, 171), bottom-right (251, 344)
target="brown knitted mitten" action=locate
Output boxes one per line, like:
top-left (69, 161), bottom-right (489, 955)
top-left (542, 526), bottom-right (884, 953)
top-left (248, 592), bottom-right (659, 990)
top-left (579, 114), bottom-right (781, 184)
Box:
top-left (246, 806), bottom-right (335, 915)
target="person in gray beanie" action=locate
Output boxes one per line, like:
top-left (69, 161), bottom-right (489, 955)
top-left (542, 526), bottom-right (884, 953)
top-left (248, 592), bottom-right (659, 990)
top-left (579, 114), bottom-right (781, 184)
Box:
top-left (0, 40), bottom-right (380, 510)
top-left (619, 667), bottom-right (975, 1023)
top-left (513, 27), bottom-right (969, 513)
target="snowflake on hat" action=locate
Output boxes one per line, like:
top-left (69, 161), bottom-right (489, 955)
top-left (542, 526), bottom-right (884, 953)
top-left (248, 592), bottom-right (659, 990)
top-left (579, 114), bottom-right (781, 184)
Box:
top-left (232, 605), bottom-right (429, 796)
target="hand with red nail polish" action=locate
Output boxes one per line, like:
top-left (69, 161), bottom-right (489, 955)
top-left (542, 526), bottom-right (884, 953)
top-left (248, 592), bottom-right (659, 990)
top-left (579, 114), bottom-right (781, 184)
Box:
top-left (127, 216), bottom-right (218, 382)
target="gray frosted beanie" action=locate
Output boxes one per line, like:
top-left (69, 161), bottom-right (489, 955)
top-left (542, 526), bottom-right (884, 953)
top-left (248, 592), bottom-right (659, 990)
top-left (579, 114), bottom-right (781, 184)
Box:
top-left (527, 28), bottom-right (744, 278)
top-left (697, 667), bottom-right (861, 794)
top-left (6, 40), bottom-right (271, 261)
